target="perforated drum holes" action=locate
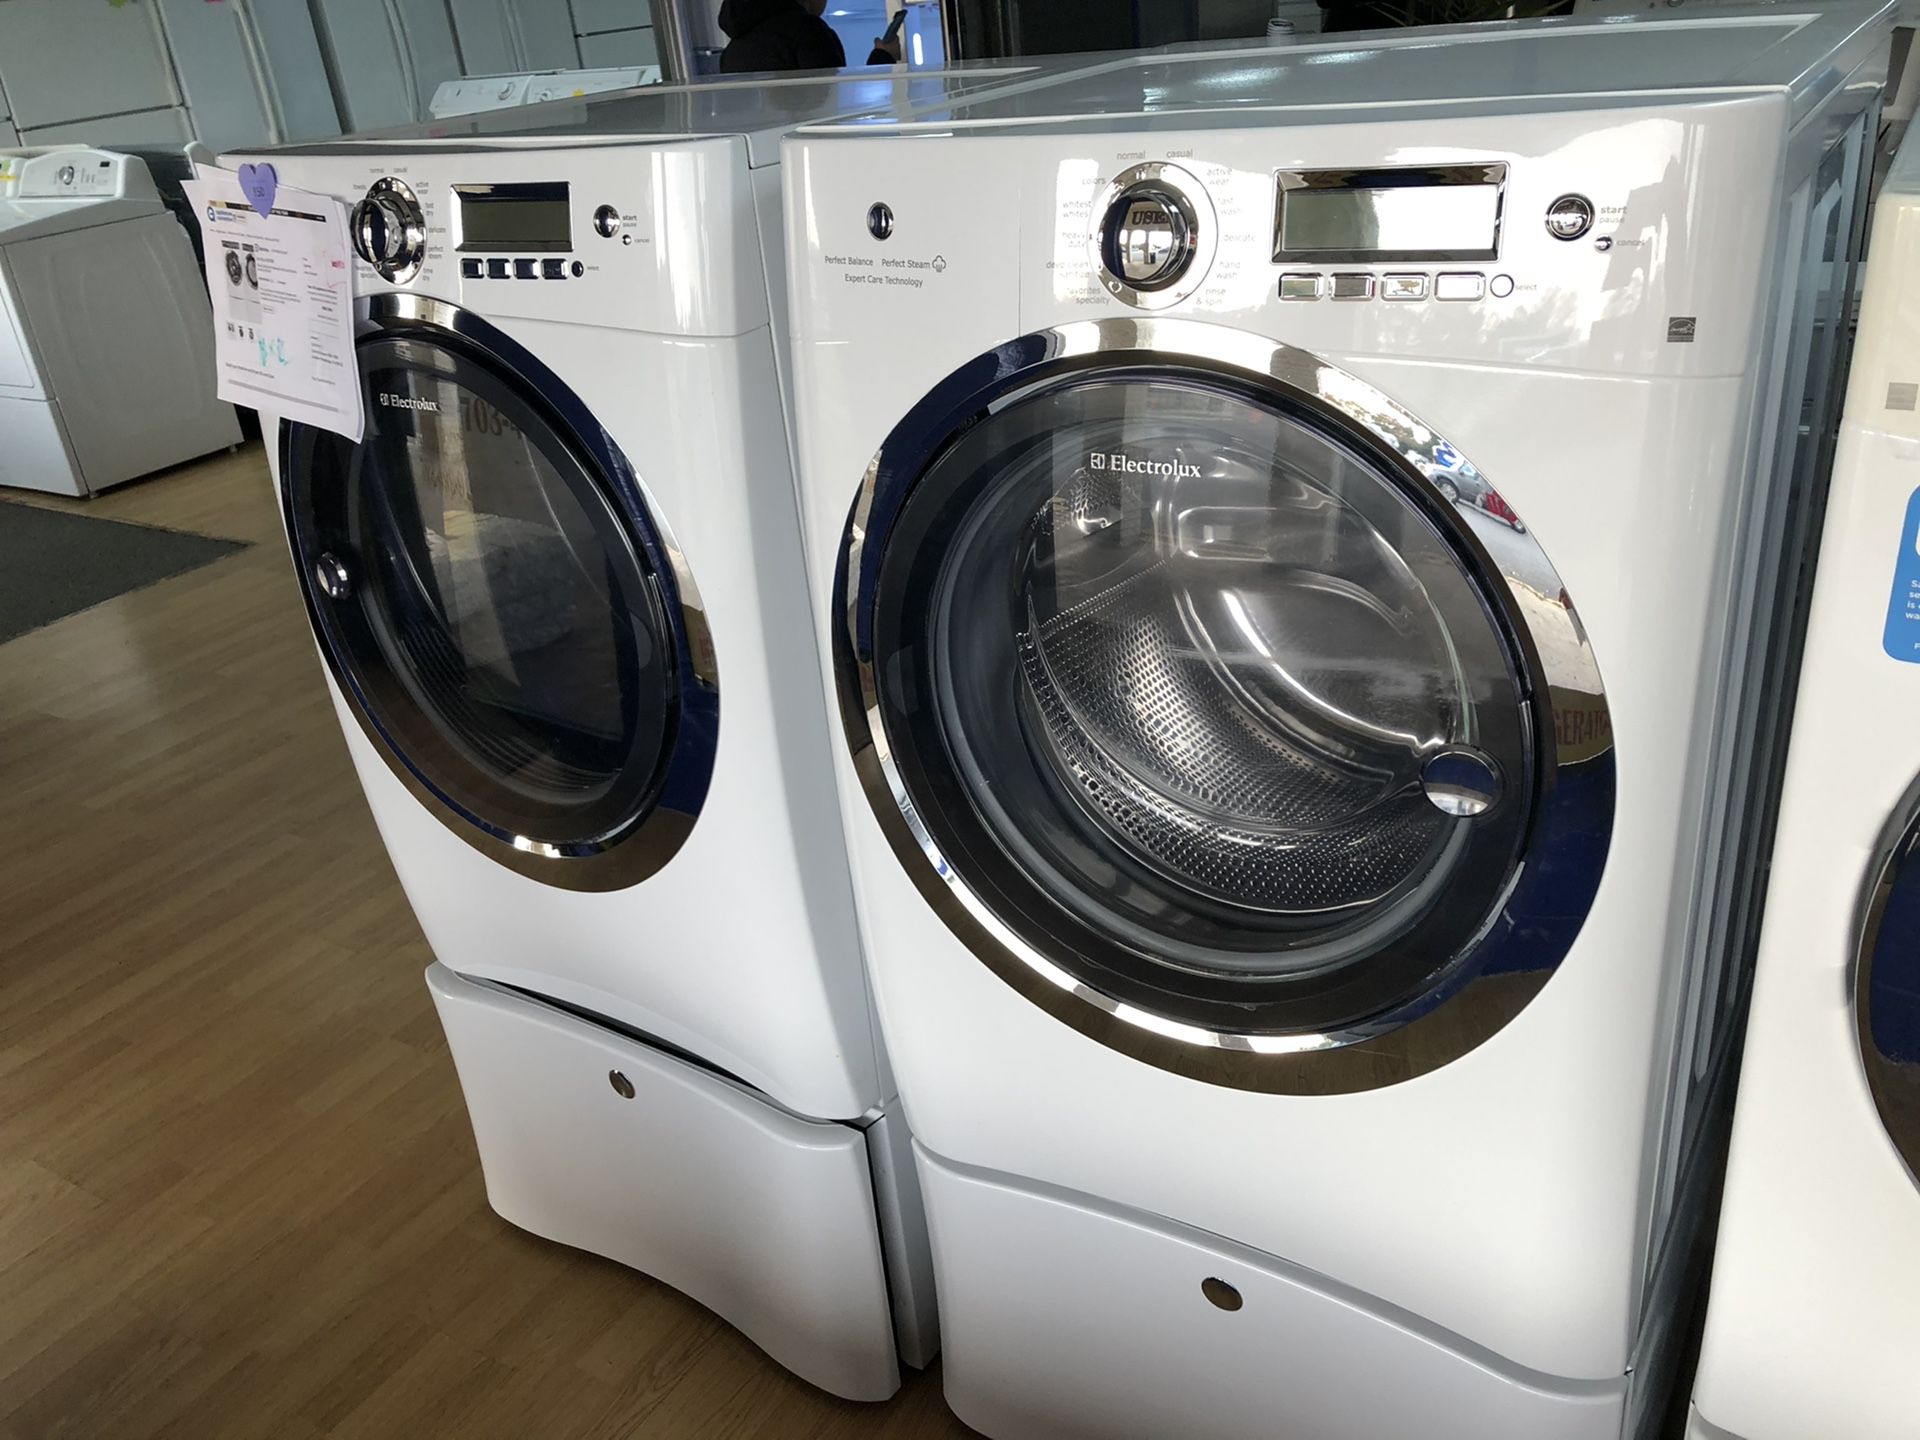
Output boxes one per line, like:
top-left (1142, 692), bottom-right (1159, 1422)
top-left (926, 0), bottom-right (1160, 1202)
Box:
top-left (608, 1070), bottom-right (635, 1099)
top-left (1201, 1277), bottom-right (1243, 1311)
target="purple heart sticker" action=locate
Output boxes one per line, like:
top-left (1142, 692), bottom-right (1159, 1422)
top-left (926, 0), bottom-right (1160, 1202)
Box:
top-left (238, 162), bottom-right (277, 220)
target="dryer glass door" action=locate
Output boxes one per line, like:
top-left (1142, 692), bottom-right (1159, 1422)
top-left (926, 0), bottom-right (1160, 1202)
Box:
top-left (848, 338), bottom-right (1612, 1087)
top-left (284, 314), bottom-right (704, 890)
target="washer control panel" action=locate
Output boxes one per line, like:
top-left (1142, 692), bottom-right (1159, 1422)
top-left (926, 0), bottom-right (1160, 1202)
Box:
top-left (1072, 156), bottom-right (1627, 319)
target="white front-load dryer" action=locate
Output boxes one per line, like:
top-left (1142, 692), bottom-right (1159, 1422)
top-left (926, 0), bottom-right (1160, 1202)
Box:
top-left (783, 9), bottom-right (1893, 1435)
top-left (221, 63), bottom-right (1074, 1404)
top-left (1685, 116), bottom-right (1920, 1440)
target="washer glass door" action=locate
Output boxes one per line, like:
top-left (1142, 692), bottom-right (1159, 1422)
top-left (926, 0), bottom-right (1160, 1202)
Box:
top-left (284, 312), bottom-right (701, 889)
top-left (848, 332), bottom-right (1611, 1087)
top-left (1858, 787), bottom-right (1920, 1188)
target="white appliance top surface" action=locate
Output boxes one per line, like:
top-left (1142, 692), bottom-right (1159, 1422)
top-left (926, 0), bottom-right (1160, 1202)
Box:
top-left (805, 5), bottom-right (1894, 135)
top-left (266, 63), bottom-right (1049, 166)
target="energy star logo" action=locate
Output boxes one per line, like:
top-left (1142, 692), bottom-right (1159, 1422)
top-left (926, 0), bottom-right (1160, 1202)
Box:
top-left (1089, 451), bottom-right (1200, 479)
top-left (379, 392), bottom-right (440, 412)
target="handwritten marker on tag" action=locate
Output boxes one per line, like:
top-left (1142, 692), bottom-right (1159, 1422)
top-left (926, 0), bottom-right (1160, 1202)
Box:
top-left (238, 163), bottom-right (277, 219)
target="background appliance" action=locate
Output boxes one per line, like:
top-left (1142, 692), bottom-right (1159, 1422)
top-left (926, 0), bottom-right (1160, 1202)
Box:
top-left (1685, 118), bottom-right (1920, 1440)
top-left (574, 0), bottom-right (665, 68)
top-left (307, 0), bottom-right (465, 134)
top-left (446, 0), bottom-right (584, 74)
top-left (784, 9), bottom-right (1891, 1436)
top-left (154, 0), bottom-right (343, 155)
top-left (0, 148), bottom-right (238, 497)
top-left (429, 67), bottom-right (664, 118)
top-left (222, 59), bottom-right (1065, 1405)
top-left (0, 0), bottom-right (191, 148)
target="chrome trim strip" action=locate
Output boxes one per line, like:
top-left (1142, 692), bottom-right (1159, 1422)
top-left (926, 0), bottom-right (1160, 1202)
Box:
top-left (283, 292), bottom-right (719, 894)
top-left (836, 318), bottom-right (1613, 1093)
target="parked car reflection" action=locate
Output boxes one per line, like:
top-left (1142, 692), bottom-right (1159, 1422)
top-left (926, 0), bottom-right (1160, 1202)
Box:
top-left (1421, 447), bottom-right (1526, 533)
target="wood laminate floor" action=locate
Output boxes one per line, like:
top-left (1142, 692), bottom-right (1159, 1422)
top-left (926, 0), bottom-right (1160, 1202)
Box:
top-left (0, 446), bottom-right (975, 1439)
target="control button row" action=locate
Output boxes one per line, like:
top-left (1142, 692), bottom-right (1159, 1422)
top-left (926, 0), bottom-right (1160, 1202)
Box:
top-left (1278, 271), bottom-right (1514, 302)
top-left (462, 257), bottom-right (585, 280)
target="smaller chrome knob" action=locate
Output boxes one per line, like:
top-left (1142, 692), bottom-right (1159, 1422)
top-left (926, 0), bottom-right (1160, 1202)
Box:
top-left (314, 552), bottom-right (352, 601)
top-left (1545, 194), bottom-right (1595, 242)
top-left (593, 204), bottom-right (622, 239)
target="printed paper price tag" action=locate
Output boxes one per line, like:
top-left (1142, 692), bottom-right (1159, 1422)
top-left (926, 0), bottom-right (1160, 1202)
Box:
top-left (183, 164), bottom-right (363, 443)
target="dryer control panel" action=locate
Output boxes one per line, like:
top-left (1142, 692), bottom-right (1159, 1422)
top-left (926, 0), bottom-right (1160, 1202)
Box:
top-left (257, 142), bottom-right (768, 340)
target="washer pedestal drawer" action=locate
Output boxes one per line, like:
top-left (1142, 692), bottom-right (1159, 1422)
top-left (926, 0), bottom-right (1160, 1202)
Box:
top-left (916, 1145), bottom-right (1629, 1440)
top-left (426, 963), bottom-right (902, 1402)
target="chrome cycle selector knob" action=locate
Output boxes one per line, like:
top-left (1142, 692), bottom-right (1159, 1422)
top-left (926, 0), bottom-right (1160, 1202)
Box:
top-left (350, 177), bottom-right (427, 283)
top-left (1100, 183), bottom-right (1197, 291)
top-left (1545, 193), bottom-right (1595, 242)
top-left (1091, 163), bottom-right (1214, 310)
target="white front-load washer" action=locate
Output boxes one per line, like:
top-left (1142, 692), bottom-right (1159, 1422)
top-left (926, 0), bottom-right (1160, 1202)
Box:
top-left (221, 63), bottom-right (1075, 1404)
top-left (1685, 117), bottom-right (1920, 1440)
top-left (783, 9), bottom-right (1893, 1434)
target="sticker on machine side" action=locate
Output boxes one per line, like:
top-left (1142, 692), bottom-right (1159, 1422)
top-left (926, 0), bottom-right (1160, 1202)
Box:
top-left (1883, 487), bottom-right (1920, 662)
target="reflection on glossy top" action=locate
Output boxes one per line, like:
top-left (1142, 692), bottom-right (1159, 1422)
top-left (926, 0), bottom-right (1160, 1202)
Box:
top-left (802, 4), bottom-right (1893, 134)
top-left (262, 62), bottom-right (1044, 164)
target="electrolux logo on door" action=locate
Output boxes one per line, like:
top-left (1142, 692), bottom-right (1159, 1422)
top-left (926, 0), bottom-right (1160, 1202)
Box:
top-left (1090, 451), bottom-right (1201, 479)
top-left (379, 392), bottom-right (440, 413)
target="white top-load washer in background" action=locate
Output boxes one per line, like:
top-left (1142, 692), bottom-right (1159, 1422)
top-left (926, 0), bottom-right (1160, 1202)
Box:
top-left (0, 148), bottom-right (239, 496)
top-left (219, 61), bottom-right (1083, 1405)
top-left (428, 67), bottom-right (665, 118)
top-left (1685, 118), bottom-right (1920, 1440)
top-left (784, 9), bottom-right (1893, 1436)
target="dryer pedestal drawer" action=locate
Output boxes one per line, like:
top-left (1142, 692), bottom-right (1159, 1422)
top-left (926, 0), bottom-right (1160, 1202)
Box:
top-left (425, 964), bottom-right (902, 1402)
top-left (916, 1146), bottom-right (1629, 1440)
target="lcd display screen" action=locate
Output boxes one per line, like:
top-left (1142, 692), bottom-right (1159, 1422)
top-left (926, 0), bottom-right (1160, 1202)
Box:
top-left (1274, 168), bottom-right (1504, 262)
top-left (456, 183), bottom-right (572, 253)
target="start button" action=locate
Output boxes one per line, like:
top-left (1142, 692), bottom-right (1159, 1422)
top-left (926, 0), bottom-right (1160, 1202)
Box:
top-left (1545, 194), bottom-right (1595, 242)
